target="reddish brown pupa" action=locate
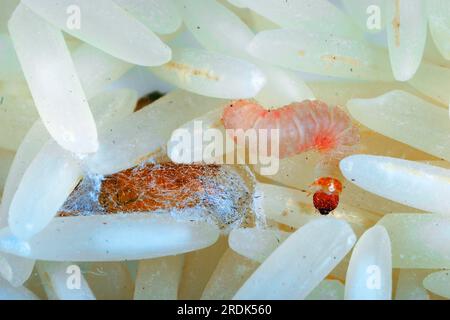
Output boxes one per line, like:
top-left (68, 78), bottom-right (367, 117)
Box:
top-left (310, 177), bottom-right (343, 215)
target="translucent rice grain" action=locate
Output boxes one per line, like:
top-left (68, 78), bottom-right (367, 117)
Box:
top-left (178, 236), bottom-right (228, 300)
top-left (177, 0), bottom-right (314, 105)
top-left (233, 219), bottom-right (356, 300)
top-left (255, 65), bottom-right (314, 107)
top-left (150, 47), bottom-right (266, 99)
top-left (134, 255), bottom-right (184, 300)
top-left (21, 0), bottom-right (171, 66)
top-left (0, 253), bottom-right (34, 288)
top-left (228, 228), bottom-right (289, 263)
top-left (0, 49), bottom-right (129, 151)
top-left (0, 95), bottom-right (39, 152)
top-left (0, 122), bottom-right (47, 287)
top-left (306, 280), bottom-right (345, 300)
top-left (167, 108), bottom-right (232, 164)
top-left (37, 262), bottom-right (95, 300)
top-left (386, 0), bottom-right (427, 81)
top-left (248, 29), bottom-right (392, 81)
top-left (87, 262), bottom-right (134, 300)
top-left (0, 277), bottom-right (38, 300)
top-left (378, 214), bottom-right (450, 268)
top-left (409, 62), bottom-right (450, 106)
top-left (8, 140), bottom-right (81, 239)
top-left (341, 177), bottom-right (422, 215)
top-left (340, 155), bottom-right (450, 214)
top-left (4, 126), bottom-right (54, 193)
top-left (86, 90), bottom-right (227, 175)
top-left (0, 88), bottom-right (132, 230)
top-left (345, 226), bottom-right (392, 300)
top-left (8, 4), bottom-right (98, 154)
top-left (423, 30), bottom-right (450, 68)
top-left (357, 128), bottom-right (436, 163)
top-left (232, 0), bottom-right (360, 39)
top-left (0, 33), bottom-right (22, 81)
top-left (114, 0), bottom-right (181, 35)
top-left (422, 271), bottom-right (450, 299)
top-left (347, 91), bottom-right (450, 161)
top-left (0, 149), bottom-right (14, 191)
top-left (89, 89), bottom-right (138, 129)
top-left (308, 81), bottom-right (410, 107)
top-left (427, 0), bottom-right (450, 60)
top-left (201, 249), bottom-right (259, 300)
top-left (177, 0), bottom-right (255, 57)
top-left (72, 44), bottom-right (132, 99)
top-left (395, 269), bottom-right (430, 300)
top-left (341, 0), bottom-right (386, 33)
top-left (260, 183), bottom-right (380, 236)
top-left (0, 214), bottom-right (220, 261)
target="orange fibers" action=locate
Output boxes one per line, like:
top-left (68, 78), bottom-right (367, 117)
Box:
top-left (59, 163), bottom-right (253, 228)
top-left (98, 163), bottom-right (220, 213)
top-left (222, 99), bottom-right (359, 160)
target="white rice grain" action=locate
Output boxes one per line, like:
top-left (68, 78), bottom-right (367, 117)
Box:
top-left (345, 226), bottom-right (392, 300)
top-left (248, 28), bottom-right (393, 81)
top-left (347, 91), bottom-right (450, 161)
top-left (150, 47), bottom-right (266, 99)
top-left (134, 255), bottom-right (184, 300)
top-left (228, 228), bottom-right (289, 263)
top-left (233, 218), bottom-right (356, 300)
top-left (114, 0), bottom-right (181, 35)
top-left (8, 140), bottom-right (82, 239)
top-left (0, 214), bottom-right (220, 261)
top-left (21, 0), bottom-right (171, 66)
top-left (340, 155), bottom-right (450, 214)
top-left (231, 0), bottom-right (361, 39)
top-left (386, 0), bottom-right (427, 81)
top-left (423, 270), bottom-right (450, 299)
top-left (378, 214), bottom-right (450, 268)
top-left (9, 4), bottom-right (98, 154)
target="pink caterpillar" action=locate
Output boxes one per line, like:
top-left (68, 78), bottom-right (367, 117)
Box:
top-left (221, 99), bottom-right (359, 162)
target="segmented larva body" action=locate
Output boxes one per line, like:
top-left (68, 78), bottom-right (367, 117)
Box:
top-left (222, 99), bottom-right (360, 161)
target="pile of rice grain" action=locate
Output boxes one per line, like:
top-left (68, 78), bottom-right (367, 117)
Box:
top-left (0, 0), bottom-right (449, 300)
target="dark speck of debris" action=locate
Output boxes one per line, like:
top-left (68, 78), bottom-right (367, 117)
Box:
top-left (135, 91), bottom-right (165, 112)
